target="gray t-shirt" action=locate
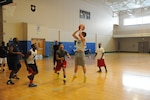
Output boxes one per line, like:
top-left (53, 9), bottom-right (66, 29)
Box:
top-left (56, 49), bottom-right (68, 60)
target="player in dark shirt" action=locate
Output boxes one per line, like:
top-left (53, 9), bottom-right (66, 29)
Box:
top-left (55, 43), bottom-right (70, 84)
top-left (0, 41), bottom-right (7, 71)
top-left (7, 38), bottom-right (24, 85)
top-left (52, 40), bottom-right (59, 70)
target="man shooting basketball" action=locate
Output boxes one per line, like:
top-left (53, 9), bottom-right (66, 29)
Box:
top-left (72, 24), bottom-right (87, 83)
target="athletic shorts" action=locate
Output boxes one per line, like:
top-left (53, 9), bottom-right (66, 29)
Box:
top-left (75, 52), bottom-right (85, 67)
top-left (8, 61), bottom-right (21, 71)
top-left (97, 59), bottom-right (106, 67)
top-left (0, 57), bottom-right (7, 64)
top-left (27, 64), bottom-right (38, 75)
top-left (55, 60), bottom-right (67, 72)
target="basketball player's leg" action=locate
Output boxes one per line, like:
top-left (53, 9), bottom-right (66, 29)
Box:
top-left (81, 53), bottom-right (87, 83)
top-left (104, 66), bottom-right (107, 72)
top-left (2, 58), bottom-right (6, 71)
top-left (55, 61), bottom-right (62, 78)
top-left (13, 63), bottom-right (21, 80)
top-left (7, 66), bottom-right (16, 85)
top-left (53, 53), bottom-right (57, 70)
top-left (82, 66), bottom-right (87, 83)
top-left (0, 58), bottom-right (6, 71)
top-left (97, 67), bottom-right (102, 72)
top-left (27, 64), bottom-right (37, 87)
top-left (0, 58), bottom-right (2, 71)
top-left (62, 68), bottom-right (66, 84)
top-left (62, 60), bottom-right (67, 84)
top-left (103, 59), bottom-right (107, 73)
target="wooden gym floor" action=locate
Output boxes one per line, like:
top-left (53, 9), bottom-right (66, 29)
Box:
top-left (0, 53), bottom-right (150, 100)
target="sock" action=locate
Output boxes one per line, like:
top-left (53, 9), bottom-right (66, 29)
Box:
top-left (30, 80), bottom-right (33, 84)
top-left (99, 67), bottom-right (101, 70)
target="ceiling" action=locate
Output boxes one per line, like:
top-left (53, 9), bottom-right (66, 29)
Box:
top-left (83, 0), bottom-right (150, 12)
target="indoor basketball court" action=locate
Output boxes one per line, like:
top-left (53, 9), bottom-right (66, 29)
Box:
top-left (0, 53), bottom-right (150, 100)
top-left (0, 0), bottom-right (150, 100)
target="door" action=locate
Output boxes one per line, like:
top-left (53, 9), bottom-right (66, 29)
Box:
top-left (31, 38), bottom-right (45, 56)
top-left (138, 42), bottom-right (149, 53)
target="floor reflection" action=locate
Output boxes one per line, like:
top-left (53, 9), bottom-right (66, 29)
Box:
top-left (123, 73), bottom-right (150, 90)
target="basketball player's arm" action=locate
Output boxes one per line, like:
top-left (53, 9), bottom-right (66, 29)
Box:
top-left (34, 51), bottom-right (37, 65)
top-left (94, 53), bottom-right (97, 58)
top-left (94, 48), bottom-right (98, 58)
top-left (101, 53), bottom-right (104, 59)
top-left (23, 51), bottom-right (30, 66)
top-left (65, 51), bottom-right (70, 58)
top-left (26, 51), bottom-right (31, 58)
top-left (79, 29), bottom-right (85, 41)
top-left (72, 30), bottom-right (79, 40)
top-left (9, 45), bottom-right (24, 57)
top-left (24, 51), bottom-right (32, 70)
top-left (101, 48), bottom-right (105, 59)
top-left (56, 54), bottom-right (64, 61)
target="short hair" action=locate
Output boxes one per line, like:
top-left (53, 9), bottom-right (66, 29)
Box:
top-left (82, 32), bottom-right (87, 37)
top-left (13, 37), bottom-right (17, 42)
top-left (58, 42), bottom-right (63, 47)
top-left (31, 44), bottom-right (35, 48)
top-left (1, 41), bottom-right (4, 44)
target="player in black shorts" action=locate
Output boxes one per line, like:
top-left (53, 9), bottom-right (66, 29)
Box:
top-left (25, 44), bottom-right (38, 87)
top-left (7, 38), bottom-right (24, 85)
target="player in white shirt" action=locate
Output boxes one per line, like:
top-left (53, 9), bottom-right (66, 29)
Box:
top-left (25, 44), bottom-right (38, 87)
top-left (94, 43), bottom-right (107, 73)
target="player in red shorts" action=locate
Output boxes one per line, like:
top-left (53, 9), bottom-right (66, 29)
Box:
top-left (55, 43), bottom-right (70, 84)
top-left (94, 43), bottom-right (107, 73)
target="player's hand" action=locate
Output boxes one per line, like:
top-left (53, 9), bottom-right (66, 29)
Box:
top-left (17, 52), bottom-right (24, 57)
top-left (68, 55), bottom-right (71, 58)
top-left (61, 57), bottom-right (64, 61)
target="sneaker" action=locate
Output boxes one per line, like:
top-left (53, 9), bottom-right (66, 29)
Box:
top-left (97, 70), bottom-right (102, 73)
top-left (6, 80), bottom-right (14, 85)
top-left (72, 75), bottom-right (77, 81)
top-left (12, 75), bottom-right (20, 80)
top-left (63, 78), bottom-right (66, 84)
top-left (28, 84), bottom-right (37, 87)
top-left (83, 76), bottom-right (87, 83)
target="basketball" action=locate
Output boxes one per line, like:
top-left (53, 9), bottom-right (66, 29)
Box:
top-left (79, 24), bottom-right (85, 30)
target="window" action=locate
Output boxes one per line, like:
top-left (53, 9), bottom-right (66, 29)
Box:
top-left (124, 16), bottom-right (150, 25)
top-left (80, 10), bottom-right (90, 20)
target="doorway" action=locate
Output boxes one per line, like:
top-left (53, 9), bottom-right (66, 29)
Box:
top-left (138, 42), bottom-right (149, 53)
top-left (31, 38), bottom-right (45, 56)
